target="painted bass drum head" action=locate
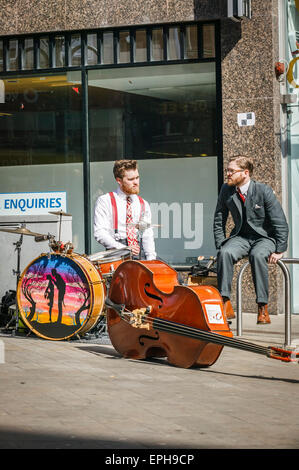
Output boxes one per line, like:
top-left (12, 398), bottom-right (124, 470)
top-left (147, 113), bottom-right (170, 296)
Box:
top-left (17, 253), bottom-right (104, 340)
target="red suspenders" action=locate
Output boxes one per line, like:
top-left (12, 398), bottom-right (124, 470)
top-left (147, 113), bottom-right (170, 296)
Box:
top-left (109, 192), bottom-right (145, 234)
top-left (109, 192), bottom-right (118, 234)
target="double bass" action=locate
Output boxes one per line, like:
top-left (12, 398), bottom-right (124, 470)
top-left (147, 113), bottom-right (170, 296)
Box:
top-left (105, 260), bottom-right (299, 369)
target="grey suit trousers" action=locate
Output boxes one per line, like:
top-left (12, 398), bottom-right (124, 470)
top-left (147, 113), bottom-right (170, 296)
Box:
top-left (217, 235), bottom-right (276, 304)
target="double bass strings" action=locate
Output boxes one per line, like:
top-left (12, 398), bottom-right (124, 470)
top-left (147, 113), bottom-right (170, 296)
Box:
top-left (151, 317), bottom-right (270, 356)
top-left (119, 307), bottom-right (270, 357)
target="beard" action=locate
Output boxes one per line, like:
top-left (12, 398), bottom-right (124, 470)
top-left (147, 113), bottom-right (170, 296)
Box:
top-left (227, 174), bottom-right (246, 187)
top-left (121, 181), bottom-right (140, 195)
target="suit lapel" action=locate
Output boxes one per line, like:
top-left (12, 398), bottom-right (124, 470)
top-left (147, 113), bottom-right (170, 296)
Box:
top-left (232, 191), bottom-right (242, 216)
top-left (244, 180), bottom-right (254, 208)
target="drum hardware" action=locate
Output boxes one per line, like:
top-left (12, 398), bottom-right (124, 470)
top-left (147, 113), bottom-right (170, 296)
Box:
top-left (2, 229), bottom-right (24, 333)
top-left (34, 233), bottom-right (53, 243)
top-left (48, 209), bottom-right (72, 246)
top-left (110, 264), bottom-right (115, 272)
top-left (48, 239), bottom-right (74, 255)
top-left (0, 223), bottom-right (55, 335)
top-left (187, 256), bottom-right (218, 289)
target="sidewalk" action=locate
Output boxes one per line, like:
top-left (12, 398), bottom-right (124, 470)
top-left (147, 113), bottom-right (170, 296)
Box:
top-left (0, 313), bottom-right (298, 450)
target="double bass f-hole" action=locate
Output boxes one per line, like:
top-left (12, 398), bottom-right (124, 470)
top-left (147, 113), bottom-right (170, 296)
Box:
top-left (144, 282), bottom-right (163, 308)
top-left (139, 331), bottom-right (160, 346)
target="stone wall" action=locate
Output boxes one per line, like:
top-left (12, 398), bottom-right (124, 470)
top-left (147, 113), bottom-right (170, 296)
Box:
top-left (0, 0), bottom-right (285, 313)
top-left (220, 1), bottom-right (284, 314)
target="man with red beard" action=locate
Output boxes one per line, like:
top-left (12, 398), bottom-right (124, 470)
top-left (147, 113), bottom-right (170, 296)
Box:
top-left (94, 160), bottom-right (156, 260)
top-left (213, 155), bottom-right (288, 324)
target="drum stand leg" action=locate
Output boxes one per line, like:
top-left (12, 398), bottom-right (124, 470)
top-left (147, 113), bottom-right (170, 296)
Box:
top-left (5, 234), bottom-right (24, 336)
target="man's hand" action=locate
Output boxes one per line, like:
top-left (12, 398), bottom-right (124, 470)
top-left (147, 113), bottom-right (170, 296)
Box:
top-left (130, 245), bottom-right (140, 256)
top-left (268, 252), bottom-right (283, 264)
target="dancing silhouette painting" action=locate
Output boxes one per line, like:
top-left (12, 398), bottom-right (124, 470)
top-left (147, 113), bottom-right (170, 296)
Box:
top-left (18, 254), bottom-right (92, 339)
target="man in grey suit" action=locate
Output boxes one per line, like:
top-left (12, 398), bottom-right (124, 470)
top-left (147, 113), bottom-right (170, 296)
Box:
top-left (213, 155), bottom-right (289, 324)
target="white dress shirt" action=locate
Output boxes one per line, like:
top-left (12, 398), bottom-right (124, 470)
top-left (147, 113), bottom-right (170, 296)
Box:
top-left (93, 187), bottom-right (156, 260)
top-left (238, 179), bottom-right (251, 198)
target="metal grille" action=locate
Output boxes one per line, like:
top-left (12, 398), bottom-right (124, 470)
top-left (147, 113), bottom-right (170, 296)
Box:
top-left (0, 22), bottom-right (216, 75)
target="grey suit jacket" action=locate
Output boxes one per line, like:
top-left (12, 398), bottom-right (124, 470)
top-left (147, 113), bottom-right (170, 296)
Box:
top-left (213, 180), bottom-right (289, 253)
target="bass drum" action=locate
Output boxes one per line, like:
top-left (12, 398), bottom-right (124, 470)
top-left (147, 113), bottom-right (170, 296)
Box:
top-left (17, 252), bottom-right (105, 341)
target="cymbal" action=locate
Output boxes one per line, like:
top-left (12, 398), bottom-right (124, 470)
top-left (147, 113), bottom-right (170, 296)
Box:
top-left (49, 210), bottom-right (72, 217)
top-left (0, 227), bottom-right (46, 237)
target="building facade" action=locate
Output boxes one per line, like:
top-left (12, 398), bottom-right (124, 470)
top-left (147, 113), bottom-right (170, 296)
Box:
top-left (0, 0), bottom-right (294, 314)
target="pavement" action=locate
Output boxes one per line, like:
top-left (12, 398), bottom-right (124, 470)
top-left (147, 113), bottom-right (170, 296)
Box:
top-left (0, 312), bottom-right (299, 452)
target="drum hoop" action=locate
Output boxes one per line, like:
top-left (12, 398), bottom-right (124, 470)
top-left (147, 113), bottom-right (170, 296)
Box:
top-left (95, 254), bottom-right (131, 264)
top-left (17, 252), bottom-right (105, 341)
top-left (70, 253), bottom-right (105, 335)
top-left (88, 248), bottom-right (131, 263)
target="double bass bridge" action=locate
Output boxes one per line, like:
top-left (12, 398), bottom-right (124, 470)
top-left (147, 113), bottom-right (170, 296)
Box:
top-left (130, 306), bottom-right (152, 330)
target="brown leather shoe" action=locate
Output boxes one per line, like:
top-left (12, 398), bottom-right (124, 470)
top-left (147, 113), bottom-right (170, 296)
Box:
top-left (257, 304), bottom-right (271, 324)
top-left (222, 297), bottom-right (235, 319)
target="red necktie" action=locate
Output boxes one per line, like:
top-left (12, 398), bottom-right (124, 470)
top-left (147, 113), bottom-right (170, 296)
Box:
top-left (126, 197), bottom-right (139, 249)
top-left (237, 187), bottom-right (246, 203)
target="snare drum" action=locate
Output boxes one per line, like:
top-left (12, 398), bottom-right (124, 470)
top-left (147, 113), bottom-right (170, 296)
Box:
top-left (88, 248), bottom-right (131, 277)
top-left (17, 252), bottom-right (105, 341)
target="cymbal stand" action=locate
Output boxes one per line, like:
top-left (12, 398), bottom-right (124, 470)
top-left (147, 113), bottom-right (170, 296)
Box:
top-left (136, 219), bottom-right (147, 260)
top-left (4, 232), bottom-right (23, 333)
top-left (58, 213), bottom-right (62, 242)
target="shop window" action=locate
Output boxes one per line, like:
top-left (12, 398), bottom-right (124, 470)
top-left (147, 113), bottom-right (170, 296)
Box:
top-left (24, 38), bottom-right (34, 70)
top-left (88, 62), bottom-right (216, 163)
top-left (70, 34), bottom-right (81, 66)
top-left (102, 31), bottom-right (114, 64)
top-left (185, 25), bottom-right (198, 59)
top-left (167, 27), bottom-right (181, 60)
top-left (203, 24), bottom-right (215, 58)
top-left (87, 34), bottom-right (98, 65)
top-left (0, 23), bottom-right (214, 73)
top-left (8, 39), bottom-right (18, 71)
top-left (89, 62), bottom-right (217, 264)
top-left (0, 74), bottom-right (83, 166)
top-left (39, 37), bottom-right (49, 69)
top-left (151, 28), bottom-right (164, 61)
top-left (118, 31), bottom-right (130, 64)
top-left (55, 36), bottom-right (65, 68)
top-left (134, 29), bottom-right (147, 62)
top-left (0, 73), bottom-right (85, 251)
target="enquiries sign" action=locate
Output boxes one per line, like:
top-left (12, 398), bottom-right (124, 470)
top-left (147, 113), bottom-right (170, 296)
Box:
top-left (0, 192), bottom-right (67, 216)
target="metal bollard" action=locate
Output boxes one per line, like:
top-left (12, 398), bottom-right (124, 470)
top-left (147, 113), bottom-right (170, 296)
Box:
top-left (236, 258), bottom-right (298, 348)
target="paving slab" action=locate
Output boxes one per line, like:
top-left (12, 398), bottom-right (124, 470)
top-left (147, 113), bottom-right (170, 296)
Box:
top-left (0, 313), bottom-right (298, 451)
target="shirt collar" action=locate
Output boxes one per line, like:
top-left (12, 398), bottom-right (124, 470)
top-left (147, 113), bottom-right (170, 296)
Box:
top-left (116, 187), bottom-right (136, 201)
top-left (237, 179), bottom-right (251, 195)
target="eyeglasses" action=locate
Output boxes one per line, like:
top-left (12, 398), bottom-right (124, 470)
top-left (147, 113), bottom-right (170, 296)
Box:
top-left (226, 168), bottom-right (244, 175)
